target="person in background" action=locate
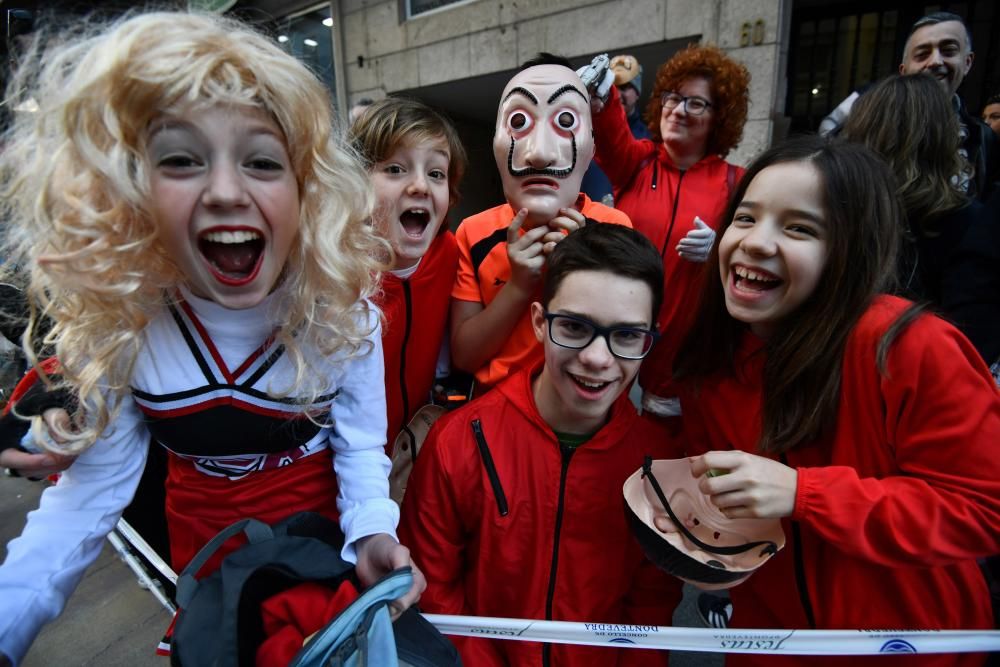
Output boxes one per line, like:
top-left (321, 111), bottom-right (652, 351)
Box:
top-left (820, 11), bottom-right (998, 200)
top-left (580, 50), bottom-right (751, 628)
top-left (579, 45), bottom-right (749, 428)
top-left (349, 97), bottom-right (466, 450)
top-left (402, 223), bottom-right (680, 667)
top-left (348, 97), bottom-right (374, 124)
top-left (580, 54), bottom-right (651, 206)
top-left (842, 74), bottom-right (1000, 368)
top-left (983, 93), bottom-right (1000, 137)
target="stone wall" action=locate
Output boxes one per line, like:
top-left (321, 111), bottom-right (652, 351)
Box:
top-left (339, 0), bottom-right (791, 164)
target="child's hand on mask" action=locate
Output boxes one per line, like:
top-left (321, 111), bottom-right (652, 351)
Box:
top-left (354, 532), bottom-right (426, 620)
top-left (541, 207), bottom-right (586, 255)
top-left (689, 450), bottom-right (798, 519)
top-left (506, 208), bottom-right (552, 294)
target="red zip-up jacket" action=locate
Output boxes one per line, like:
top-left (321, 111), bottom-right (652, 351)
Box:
top-left (399, 363), bottom-right (683, 666)
top-left (376, 230), bottom-right (458, 446)
top-left (593, 85), bottom-right (742, 401)
top-left (679, 296), bottom-right (1000, 666)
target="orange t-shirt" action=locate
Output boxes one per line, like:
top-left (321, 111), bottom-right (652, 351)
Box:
top-left (452, 194), bottom-right (632, 390)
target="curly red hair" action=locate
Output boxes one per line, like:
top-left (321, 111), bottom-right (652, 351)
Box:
top-left (646, 44), bottom-right (750, 157)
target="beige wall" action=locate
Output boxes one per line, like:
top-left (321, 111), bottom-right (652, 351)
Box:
top-left (339, 0), bottom-right (791, 165)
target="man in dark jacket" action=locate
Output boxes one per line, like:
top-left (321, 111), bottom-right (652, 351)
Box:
top-left (820, 12), bottom-right (999, 200)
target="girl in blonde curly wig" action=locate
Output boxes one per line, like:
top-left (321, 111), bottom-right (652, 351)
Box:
top-left (0, 12), bottom-right (423, 665)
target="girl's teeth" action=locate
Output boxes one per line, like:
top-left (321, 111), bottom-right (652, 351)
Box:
top-left (203, 230), bottom-right (260, 244)
top-left (735, 266), bottom-right (776, 283)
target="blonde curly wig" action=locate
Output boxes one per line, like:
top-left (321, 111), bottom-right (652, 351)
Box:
top-left (1, 11), bottom-right (388, 453)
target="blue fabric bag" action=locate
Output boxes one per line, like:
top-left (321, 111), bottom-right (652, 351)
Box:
top-left (170, 512), bottom-right (460, 667)
top-left (288, 567), bottom-right (409, 666)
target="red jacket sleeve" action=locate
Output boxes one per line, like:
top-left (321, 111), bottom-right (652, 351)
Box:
top-left (792, 315), bottom-right (1000, 567)
top-left (397, 417), bottom-right (509, 666)
top-left (592, 85), bottom-right (658, 191)
top-left (397, 419), bottom-right (471, 615)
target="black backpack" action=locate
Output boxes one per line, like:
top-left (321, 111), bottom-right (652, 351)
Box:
top-left (170, 512), bottom-right (461, 667)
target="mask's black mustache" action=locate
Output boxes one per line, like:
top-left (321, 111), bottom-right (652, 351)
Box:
top-left (506, 135), bottom-right (577, 178)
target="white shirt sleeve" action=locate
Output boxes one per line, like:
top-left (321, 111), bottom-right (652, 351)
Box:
top-left (329, 315), bottom-right (397, 563)
top-left (818, 91), bottom-right (860, 137)
top-left (0, 399), bottom-right (149, 666)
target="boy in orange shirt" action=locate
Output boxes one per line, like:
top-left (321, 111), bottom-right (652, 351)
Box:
top-left (450, 54), bottom-right (631, 393)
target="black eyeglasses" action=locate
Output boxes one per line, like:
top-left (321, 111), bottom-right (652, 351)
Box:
top-left (543, 312), bottom-right (658, 360)
top-left (660, 92), bottom-right (713, 116)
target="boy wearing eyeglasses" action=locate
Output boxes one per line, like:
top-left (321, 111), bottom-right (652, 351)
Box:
top-left (399, 223), bottom-right (681, 667)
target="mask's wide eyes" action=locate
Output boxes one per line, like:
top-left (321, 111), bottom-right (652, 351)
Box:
top-left (555, 110), bottom-right (578, 131)
top-left (508, 111), bottom-right (532, 132)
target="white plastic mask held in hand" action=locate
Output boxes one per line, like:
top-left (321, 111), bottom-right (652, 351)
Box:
top-left (493, 64), bottom-right (596, 229)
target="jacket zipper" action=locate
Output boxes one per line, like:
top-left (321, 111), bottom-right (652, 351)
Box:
top-left (471, 419), bottom-right (508, 516)
top-left (542, 443), bottom-right (576, 667)
top-left (658, 169), bottom-right (686, 262)
top-left (398, 282), bottom-right (412, 427)
top-left (781, 453), bottom-right (816, 628)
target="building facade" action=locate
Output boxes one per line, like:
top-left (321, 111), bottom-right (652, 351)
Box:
top-left (234, 0), bottom-right (996, 217)
top-left (5, 0), bottom-right (995, 215)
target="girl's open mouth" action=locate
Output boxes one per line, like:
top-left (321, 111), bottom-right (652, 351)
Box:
top-left (198, 228), bottom-right (265, 286)
top-left (732, 265), bottom-right (781, 293)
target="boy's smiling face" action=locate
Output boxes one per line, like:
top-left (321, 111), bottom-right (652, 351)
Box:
top-left (372, 137), bottom-right (452, 271)
top-left (530, 269), bottom-right (653, 435)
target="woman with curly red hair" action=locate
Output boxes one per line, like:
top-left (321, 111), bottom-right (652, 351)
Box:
top-left (587, 44), bottom-right (750, 427)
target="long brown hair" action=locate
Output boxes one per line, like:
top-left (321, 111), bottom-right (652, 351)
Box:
top-left (842, 74), bottom-right (968, 234)
top-left (675, 137), bottom-right (902, 453)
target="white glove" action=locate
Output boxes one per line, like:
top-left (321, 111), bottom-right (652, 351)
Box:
top-left (676, 216), bottom-right (716, 263)
top-left (575, 54), bottom-right (614, 113)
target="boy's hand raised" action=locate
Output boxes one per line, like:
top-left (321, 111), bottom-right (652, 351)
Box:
top-left (541, 207), bottom-right (586, 254)
top-left (506, 208), bottom-right (551, 293)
